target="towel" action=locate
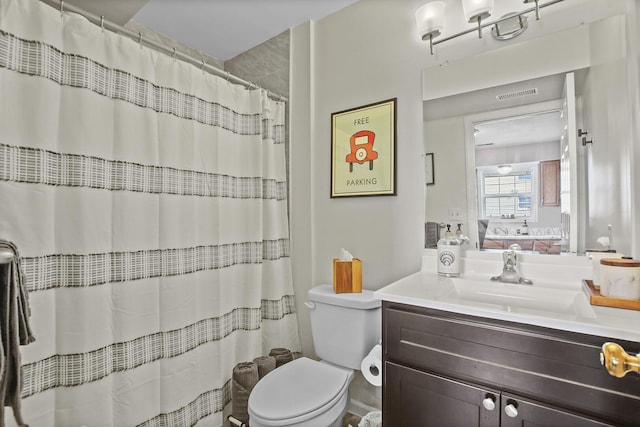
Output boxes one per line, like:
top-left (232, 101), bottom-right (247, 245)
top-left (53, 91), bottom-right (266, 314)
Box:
top-left (0, 240), bottom-right (35, 427)
top-left (269, 348), bottom-right (293, 368)
top-left (231, 362), bottom-right (259, 425)
top-left (358, 410), bottom-right (382, 427)
top-left (253, 356), bottom-right (276, 379)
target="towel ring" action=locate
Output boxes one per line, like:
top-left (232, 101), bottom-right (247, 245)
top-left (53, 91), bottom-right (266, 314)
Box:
top-left (0, 249), bottom-right (14, 264)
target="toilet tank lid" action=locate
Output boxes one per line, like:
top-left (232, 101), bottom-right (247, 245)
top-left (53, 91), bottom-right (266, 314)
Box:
top-left (308, 285), bottom-right (381, 309)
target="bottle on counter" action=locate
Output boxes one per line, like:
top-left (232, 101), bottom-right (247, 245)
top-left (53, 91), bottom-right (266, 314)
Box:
top-left (522, 219), bottom-right (529, 235)
top-left (437, 224), bottom-right (461, 277)
top-left (455, 223), bottom-right (469, 243)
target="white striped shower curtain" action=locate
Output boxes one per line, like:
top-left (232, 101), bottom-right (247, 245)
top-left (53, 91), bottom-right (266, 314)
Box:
top-left (0, 0), bottom-right (301, 425)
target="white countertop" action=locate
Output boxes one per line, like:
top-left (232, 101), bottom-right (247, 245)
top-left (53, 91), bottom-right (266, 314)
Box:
top-left (374, 251), bottom-right (640, 343)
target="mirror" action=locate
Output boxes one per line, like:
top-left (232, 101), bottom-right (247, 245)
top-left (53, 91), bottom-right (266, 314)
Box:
top-left (472, 106), bottom-right (566, 254)
top-left (423, 13), bottom-right (636, 256)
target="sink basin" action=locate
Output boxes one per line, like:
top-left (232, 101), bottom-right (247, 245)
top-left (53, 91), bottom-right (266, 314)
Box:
top-left (441, 278), bottom-right (597, 319)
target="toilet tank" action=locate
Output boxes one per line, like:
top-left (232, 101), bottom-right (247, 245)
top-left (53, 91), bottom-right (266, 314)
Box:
top-left (307, 285), bottom-right (381, 370)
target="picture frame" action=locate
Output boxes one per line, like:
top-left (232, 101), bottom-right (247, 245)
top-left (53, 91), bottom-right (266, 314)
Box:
top-left (330, 98), bottom-right (397, 197)
top-left (425, 152), bottom-right (435, 186)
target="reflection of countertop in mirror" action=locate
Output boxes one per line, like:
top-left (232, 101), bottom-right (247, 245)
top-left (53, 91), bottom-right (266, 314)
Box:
top-left (484, 234), bottom-right (561, 240)
top-left (375, 250), bottom-right (640, 342)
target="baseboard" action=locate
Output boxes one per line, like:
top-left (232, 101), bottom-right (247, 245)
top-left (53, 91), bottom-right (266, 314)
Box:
top-left (348, 398), bottom-right (379, 417)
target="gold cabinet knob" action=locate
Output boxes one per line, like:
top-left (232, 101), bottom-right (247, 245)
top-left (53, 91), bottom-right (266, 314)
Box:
top-left (600, 342), bottom-right (640, 378)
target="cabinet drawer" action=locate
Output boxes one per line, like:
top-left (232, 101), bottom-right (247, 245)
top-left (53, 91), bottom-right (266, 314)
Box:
top-left (383, 302), bottom-right (640, 426)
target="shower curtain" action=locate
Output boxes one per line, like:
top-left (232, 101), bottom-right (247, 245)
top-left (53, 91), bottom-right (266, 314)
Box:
top-left (0, 0), bottom-right (301, 425)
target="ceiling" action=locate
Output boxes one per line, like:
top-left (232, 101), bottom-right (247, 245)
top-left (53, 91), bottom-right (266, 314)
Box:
top-left (474, 110), bottom-right (563, 148)
top-left (58, 0), bottom-right (360, 61)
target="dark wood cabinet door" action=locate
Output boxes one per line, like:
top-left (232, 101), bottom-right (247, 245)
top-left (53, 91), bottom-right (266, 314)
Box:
top-left (540, 159), bottom-right (560, 206)
top-left (500, 393), bottom-right (612, 427)
top-left (384, 362), bottom-right (500, 427)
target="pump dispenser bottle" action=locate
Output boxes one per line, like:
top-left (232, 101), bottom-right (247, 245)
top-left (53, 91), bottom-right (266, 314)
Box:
top-left (437, 224), bottom-right (461, 277)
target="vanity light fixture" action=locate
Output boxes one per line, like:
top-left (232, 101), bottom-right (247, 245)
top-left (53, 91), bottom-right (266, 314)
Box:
top-left (523, 0), bottom-right (542, 20)
top-left (416, 0), bottom-right (566, 55)
top-left (462, 0), bottom-right (494, 39)
top-left (497, 164), bottom-right (512, 175)
top-left (416, 1), bottom-right (446, 55)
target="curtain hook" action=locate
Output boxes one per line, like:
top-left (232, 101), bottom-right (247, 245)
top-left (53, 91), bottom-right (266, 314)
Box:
top-left (138, 32), bottom-right (143, 48)
top-left (100, 16), bottom-right (105, 32)
top-left (226, 71), bottom-right (231, 82)
top-left (60, 1), bottom-right (64, 14)
top-left (201, 57), bottom-right (206, 73)
top-left (172, 48), bottom-right (177, 61)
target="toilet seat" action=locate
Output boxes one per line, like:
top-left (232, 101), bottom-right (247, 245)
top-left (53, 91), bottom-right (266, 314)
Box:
top-left (248, 357), bottom-right (352, 426)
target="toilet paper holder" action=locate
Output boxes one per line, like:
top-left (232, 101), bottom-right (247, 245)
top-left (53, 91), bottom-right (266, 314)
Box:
top-left (361, 341), bottom-right (383, 387)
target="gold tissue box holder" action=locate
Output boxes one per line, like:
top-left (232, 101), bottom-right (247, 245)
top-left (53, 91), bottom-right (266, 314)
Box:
top-left (333, 258), bottom-right (362, 293)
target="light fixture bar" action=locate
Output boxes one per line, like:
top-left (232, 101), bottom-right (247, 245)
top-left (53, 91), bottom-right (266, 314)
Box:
top-left (432, 0), bottom-right (565, 48)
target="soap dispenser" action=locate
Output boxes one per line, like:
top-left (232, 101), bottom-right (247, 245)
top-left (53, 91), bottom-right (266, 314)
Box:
top-left (437, 224), bottom-right (461, 277)
top-left (522, 219), bottom-right (529, 235)
top-left (455, 223), bottom-right (469, 244)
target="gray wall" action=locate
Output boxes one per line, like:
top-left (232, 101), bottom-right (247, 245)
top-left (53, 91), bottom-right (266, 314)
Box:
top-left (224, 30), bottom-right (290, 100)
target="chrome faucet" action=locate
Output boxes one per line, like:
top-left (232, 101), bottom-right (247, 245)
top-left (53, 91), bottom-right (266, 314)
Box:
top-left (491, 245), bottom-right (533, 285)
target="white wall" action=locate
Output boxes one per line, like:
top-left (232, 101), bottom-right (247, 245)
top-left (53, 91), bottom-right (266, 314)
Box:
top-left (631, 0), bottom-right (640, 259)
top-left (581, 15), bottom-right (634, 254)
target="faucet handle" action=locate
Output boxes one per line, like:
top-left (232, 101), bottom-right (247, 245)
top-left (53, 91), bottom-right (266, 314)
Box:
top-left (508, 244), bottom-right (522, 251)
top-left (503, 249), bottom-right (517, 269)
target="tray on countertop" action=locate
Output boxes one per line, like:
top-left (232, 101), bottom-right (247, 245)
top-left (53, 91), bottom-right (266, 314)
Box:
top-left (582, 280), bottom-right (640, 311)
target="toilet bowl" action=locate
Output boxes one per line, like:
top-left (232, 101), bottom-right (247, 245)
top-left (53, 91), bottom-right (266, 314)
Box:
top-left (247, 285), bottom-right (381, 427)
top-left (248, 357), bottom-right (353, 427)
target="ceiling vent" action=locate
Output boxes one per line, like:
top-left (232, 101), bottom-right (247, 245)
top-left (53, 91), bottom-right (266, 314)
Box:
top-left (496, 87), bottom-right (538, 101)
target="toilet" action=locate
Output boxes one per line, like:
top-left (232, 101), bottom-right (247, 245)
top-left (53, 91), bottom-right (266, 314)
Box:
top-left (248, 284), bottom-right (381, 427)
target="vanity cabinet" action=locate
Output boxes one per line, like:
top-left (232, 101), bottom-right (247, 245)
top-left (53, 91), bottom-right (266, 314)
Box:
top-left (382, 302), bottom-right (640, 426)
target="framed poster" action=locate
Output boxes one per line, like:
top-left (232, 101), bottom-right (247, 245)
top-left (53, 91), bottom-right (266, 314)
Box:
top-left (331, 98), bottom-right (396, 197)
top-left (425, 152), bottom-right (435, 185)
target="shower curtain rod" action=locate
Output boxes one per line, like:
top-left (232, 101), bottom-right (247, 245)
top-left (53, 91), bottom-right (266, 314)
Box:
top-left (40, 0), bottom-right (288, 102)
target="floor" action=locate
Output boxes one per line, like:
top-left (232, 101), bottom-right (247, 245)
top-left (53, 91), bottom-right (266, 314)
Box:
top-left (342, 412), bottom-right (362, 427)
